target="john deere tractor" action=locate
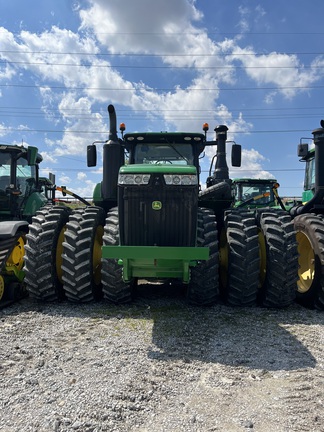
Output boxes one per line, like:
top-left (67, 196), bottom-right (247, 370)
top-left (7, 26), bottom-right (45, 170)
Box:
top-left (232, 178), bottom-right (282, 209)
top-left (24, 104), bottom-right (298, 307)
top-left (289, 121), bottom-right (324, 310)
top-left (0, 144), bottom-right (58, 303)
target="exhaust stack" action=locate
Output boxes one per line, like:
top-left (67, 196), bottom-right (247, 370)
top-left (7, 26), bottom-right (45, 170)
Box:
top-left (102, 104), bottom-right (124, 201)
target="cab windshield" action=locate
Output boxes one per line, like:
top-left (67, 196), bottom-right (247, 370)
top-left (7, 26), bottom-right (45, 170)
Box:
top-left (240, 183), bottom-right (274, 205)
top-left (0, 152), bottom-right (36, 193)
top-left (134, 143), bottom-right (194, 165)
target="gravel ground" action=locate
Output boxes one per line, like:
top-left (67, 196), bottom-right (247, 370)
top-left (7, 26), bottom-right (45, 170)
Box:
top-left (0, 283), bottom-right (323, 432)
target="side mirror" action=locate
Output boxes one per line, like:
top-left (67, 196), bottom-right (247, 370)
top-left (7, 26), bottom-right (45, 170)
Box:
top-left (87, 145), bottom-right (97, 167)
top-left (298, 143), bottom-right (309, 157)
top-left (27, 146), bottom-right (38, 166)
top-left (231, 144), bottom-right (241, 167)
top-left (49, 172), bottom-right (56, 185)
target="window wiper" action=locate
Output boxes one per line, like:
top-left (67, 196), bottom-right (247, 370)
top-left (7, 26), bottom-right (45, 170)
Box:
top-left (166, 142), bottom-right (189, 163)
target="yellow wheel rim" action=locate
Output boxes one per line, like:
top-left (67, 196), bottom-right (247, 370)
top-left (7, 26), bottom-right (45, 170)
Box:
top-left (258, 229), bottom-right (267, 288)
top-left (7, 236), bottom-right (25, 272)
top-left (56, 227), bottom-right (66, 283)
top-left (93, 225), bottom-right (104, 285)
top-left (219, 228), bottom-right (228, 289)
top-left (0, 275), bottom-right (4, 300)
top-left (296, 231), bottom-right (315, 294)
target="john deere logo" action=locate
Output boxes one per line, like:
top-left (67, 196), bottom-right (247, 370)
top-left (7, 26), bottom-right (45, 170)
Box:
top-left (152, 201), bottom-right (162, 210)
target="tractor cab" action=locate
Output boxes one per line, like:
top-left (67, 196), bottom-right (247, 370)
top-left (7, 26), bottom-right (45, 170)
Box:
top-left (0, 145), bottom-right (48, 221)
top-left (124, 132), bottom-right (205, 178)
top-left (232, 178), bottom-right (278, 208)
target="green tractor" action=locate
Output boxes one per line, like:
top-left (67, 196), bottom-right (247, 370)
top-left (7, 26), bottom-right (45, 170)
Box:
top-left (0, 144), bottom-right (55, 303)
top-left (232, 178), bottom-right (282, 209)
top-left (24, 104), bottom-right (298, 308)
top-left (289, 121), bottom-right (324, 309)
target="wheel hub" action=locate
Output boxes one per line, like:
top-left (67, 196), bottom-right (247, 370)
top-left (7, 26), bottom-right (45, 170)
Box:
top-left (296, 231), bottom-right (315, 294)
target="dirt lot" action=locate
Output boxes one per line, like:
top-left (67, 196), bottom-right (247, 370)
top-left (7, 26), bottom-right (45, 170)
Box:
top-left (0, 283), bottom-right (323, 432)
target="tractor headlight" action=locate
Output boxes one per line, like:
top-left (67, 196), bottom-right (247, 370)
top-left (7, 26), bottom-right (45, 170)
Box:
top-left (118, 174), bottom-right (150, 185)
top-left (163, 174), bottom-right (198, 185)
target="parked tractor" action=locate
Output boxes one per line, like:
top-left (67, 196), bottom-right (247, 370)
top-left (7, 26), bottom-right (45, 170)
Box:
top-left (232, 178), bottom-right (283, 209)
top-left (24, 105), bottom-right (298, 308)
top-left (0, 144), bottom-right (58, 303)
top-left (289, 121), bottom-right (324, 310)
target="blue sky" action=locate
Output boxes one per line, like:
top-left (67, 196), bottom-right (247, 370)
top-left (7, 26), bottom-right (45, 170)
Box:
top-left (1, 0), bottom-right (324, 198)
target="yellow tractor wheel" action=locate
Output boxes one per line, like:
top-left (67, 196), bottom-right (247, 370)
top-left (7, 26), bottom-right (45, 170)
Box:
top-left (294, 214), bottom-right (324, 309)
top-left (6, 236), bottom-right (25, 273)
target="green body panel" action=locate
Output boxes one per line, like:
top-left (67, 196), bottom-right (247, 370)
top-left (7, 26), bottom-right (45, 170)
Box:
top-left (302, 189), bottom-right (314, 203)
top-left (26, 146), bottom-right (39, 166)
top-left (102, 245), bottom-right (209, 283)
top-left (22, 192), bottom-right (48, 217)
top-left (93, 182), bottom-right (102, 203)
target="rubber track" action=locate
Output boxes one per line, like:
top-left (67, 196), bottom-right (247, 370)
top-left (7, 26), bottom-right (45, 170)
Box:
top-left (293, 213), bottom-right (324, 310)
top-left (101, 207), bottom-right (133, 304)
top-left (224, 209), bottom-right (260, 306)
top-left (62, 206), bottom-right (105, 302)
top-left (24, 206), bottom-right (71, 301)
top-left (187, 207), bottom-right (219, 306)
top-left (259, 211), bottom-right (298, 308)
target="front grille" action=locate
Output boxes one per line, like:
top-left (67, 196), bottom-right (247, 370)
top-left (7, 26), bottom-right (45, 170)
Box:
top-left (118, 174), bottom-right (198, 246)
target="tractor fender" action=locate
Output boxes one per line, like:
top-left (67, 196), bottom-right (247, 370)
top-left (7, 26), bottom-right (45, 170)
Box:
top-left (0, 221), bottom-right (29, 239)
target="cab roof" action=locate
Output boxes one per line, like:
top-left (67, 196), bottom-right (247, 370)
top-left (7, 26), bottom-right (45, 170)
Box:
top-left (123, 132), bottom-right (206, 144)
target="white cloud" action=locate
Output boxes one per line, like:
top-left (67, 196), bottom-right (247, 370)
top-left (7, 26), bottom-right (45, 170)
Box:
top-left (0, 64), bottom-right (16, 81)
top-left (53, 93), bottom-right (106, 156)
top-left (231, 47), bottom-right (320, 100)
top-left (40, 152), bottom-right (58, 164)
top-left (79, 0), bottom-right (203, 54)
top-left (0, 123), bottom-right (8, 137)
top-left (237, 6), bottom-right (250, 33)
top-left (77, 171), bottom-right (87, 180)
top-left (59, 174), bottom-right (71, 184)
top-left (230, 148), bottom-right (274, 179)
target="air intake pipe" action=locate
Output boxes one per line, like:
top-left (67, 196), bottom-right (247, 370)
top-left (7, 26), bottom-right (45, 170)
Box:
top-left (102, 104), bottom-right (125, 201)
top-left (213, 125), bottom-right (229, 181)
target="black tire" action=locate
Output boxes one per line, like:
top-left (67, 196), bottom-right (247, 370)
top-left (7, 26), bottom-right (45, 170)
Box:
top-left (220, 209), bottom-right (259, 306)
top-left (101, 207), bottom-right (135, 304)
top-left (24, 205), bottom-right (71, 301)
top-left (257, 210), bottom-right (298, 308)
top-left (187, 208), bottom-right (219, 306)
top-left (62, 206), bottom-right (105, 302)
top-left (293, 213), bottom-right (324, 310)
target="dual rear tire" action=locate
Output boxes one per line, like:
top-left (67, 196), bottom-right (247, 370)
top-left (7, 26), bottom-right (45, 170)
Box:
top-left (24, 206), bottom-right (71, 301)
top-left (219, 208), bottom-right (298, 308)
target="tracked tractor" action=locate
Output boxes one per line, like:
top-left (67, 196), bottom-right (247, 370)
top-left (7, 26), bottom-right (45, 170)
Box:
top-left (289, 121), bottom-right (324, 310)
top-left (24, 104), bottom-right (298, 307)
top-left (0, 144), bottom-right (57, 303)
